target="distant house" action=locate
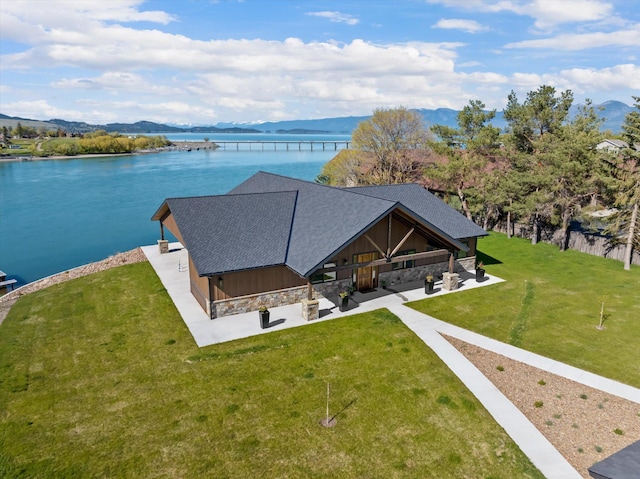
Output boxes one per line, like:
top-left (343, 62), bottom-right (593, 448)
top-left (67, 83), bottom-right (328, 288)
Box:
top-left (596, 139), bottom-right (627, 153)
top-left (152, 172), bottom-right (487, 319)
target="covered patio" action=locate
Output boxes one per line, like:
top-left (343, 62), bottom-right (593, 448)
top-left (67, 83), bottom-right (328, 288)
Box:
top-left (142, 242), bottom-right (504, 347)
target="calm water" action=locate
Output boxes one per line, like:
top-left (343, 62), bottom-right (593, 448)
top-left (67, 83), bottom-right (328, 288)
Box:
top-left (0, 134), bottom-right (349, 285)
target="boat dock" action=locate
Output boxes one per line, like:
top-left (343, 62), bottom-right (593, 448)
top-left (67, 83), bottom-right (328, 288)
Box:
top-left (0, 270), bottom-right (17, 296)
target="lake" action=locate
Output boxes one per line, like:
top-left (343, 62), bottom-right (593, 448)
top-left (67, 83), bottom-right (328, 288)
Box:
top-left (0, 134), bottom-right (349, 286)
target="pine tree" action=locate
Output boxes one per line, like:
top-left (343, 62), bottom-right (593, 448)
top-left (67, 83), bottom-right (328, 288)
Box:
top-left (427, 100), bottom-right (501, 221)
top-left (503, 85), bottom-right (574, 244)
top-left (603, 96), bottom-right (640, 270)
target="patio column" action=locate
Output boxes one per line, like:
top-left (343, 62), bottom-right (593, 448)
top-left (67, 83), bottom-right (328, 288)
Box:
top-left (442, 251), bottom-right (459, 291)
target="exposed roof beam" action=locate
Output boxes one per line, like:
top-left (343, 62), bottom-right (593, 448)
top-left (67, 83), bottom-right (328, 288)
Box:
top-left (315, 249), bottom-right (449, 274)
top-left (389, 226), bottom-right (415, 258)
top-left (364, 233), bottom-right (388, 260)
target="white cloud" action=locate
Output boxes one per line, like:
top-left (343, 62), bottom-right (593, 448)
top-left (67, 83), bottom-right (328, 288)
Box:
top-left (433, 18), bottom-right (489, 33)
top-left (427, 0), bottom-right (614, 31)
top-left (1, 100), bottom-right (91, 122)
top-left (507, 64), bottom-right (640, 96)
top-left (307, 11), bottom-right (359, 25)
top-left (505, 23), bottom-right (640, 49)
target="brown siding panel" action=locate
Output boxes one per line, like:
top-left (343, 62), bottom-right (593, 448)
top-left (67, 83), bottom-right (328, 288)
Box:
top-left (215, 266), bottom-right (306, 299)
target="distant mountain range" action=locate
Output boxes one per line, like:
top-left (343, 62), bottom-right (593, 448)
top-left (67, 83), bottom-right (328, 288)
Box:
top-left (0, 100), bottom-right (632, 135)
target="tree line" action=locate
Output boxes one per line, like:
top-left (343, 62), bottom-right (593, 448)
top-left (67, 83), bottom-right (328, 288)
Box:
top-left (2, 124), bottom-right (170, 156)
top-left (52, 130), bottom-right (170, 155)
top-left (317, 86), bottom-right (640, 270)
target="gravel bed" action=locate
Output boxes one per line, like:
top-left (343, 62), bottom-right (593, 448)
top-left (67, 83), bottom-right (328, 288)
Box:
top-left (446, 335), bottom-right (640, 478)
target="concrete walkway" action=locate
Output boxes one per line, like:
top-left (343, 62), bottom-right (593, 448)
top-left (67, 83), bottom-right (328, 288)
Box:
top-left (142, 242), bottom-right (640, 479)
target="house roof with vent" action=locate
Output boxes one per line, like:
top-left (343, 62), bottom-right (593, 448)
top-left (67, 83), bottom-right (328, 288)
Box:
top-left (152, 171), bottom-right (487, 278)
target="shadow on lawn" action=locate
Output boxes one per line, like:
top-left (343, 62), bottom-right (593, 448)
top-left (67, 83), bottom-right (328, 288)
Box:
top-left (477, 251), bottom-right (502, 266)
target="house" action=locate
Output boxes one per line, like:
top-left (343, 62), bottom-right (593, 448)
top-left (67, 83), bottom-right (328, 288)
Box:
top-left (596, 139), bottom-right (635, 154)
top-left (151, 171), bottom-right (487, 320)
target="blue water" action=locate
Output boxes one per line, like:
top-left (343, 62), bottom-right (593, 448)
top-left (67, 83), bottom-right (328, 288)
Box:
top-left (0, 135), bottom-right (347, 285)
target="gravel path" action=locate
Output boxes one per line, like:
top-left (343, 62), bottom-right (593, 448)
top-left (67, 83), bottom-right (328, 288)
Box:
top-left (446, 335), bottom-right (640, 478)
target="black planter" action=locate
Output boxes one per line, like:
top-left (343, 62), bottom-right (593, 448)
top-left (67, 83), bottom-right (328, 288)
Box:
top-left (425, 280), bottom-right (435, 294)
top-left (475, 268), bottom-right (486, 281)
top-left (259, 310), bottom-right (270, 329)
top-left (339, 296), bottom-right (349, 312)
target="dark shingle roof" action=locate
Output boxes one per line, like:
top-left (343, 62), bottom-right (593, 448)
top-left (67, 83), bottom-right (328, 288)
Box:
top-left (345, 183), bottom-right (488, 240)
top-left (164, 191), bottom-right (297, 275)
top-left (155, 171), bottom-right (487, 277)
top-left (588, 440), bottom-right (640, 479)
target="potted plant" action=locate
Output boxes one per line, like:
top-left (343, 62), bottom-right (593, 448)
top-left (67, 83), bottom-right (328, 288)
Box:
top-left (475, 261), bottom-right (486, 281)
top-left (258, 305), bottom-right (270, 329)
top-left (381, 280), bottom-right (387, 289)
top-left (425, 274), bottom-right (435, 294)
top-left (338, 291), bottom-right (349, 312)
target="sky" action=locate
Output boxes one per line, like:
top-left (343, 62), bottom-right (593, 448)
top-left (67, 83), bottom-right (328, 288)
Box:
top-left (0, 0), bottom-right (638, 126)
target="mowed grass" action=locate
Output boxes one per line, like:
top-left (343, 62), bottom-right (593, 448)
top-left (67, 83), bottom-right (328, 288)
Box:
top-left (409, 232), bottom-right (640, 387)
top-left (0, 262), bottom-right (543, 478)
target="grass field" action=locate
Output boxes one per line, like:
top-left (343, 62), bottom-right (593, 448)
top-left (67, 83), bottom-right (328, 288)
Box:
top-left (0, 262), bottom-right (543, 478)
top-left (409, 232), bottom-right (640, 387)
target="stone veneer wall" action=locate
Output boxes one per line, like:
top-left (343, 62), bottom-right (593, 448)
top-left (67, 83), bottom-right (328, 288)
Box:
top-left (379, 257), bottom-right (475, 287)
top-left (210, 278), bottom-right (353, 319)
top-left (209, 258), bottom-right (475, 319)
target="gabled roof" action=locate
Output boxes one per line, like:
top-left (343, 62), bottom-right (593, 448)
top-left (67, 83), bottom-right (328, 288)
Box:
top-left (344, 183), bottom-right (488, 240)
top-left (153, 171), bottom-right (487, 278)
top-left (154, 191), bottom-right (297, 275)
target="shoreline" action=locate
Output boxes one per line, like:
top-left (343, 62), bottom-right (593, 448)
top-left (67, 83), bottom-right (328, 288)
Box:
top-left (0, 152), bottom-right (138, 163)
top-left (0, 141), bottom-right (216, 164)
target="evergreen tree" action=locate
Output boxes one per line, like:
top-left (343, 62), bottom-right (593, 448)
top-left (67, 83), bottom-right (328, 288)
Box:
top-left (503, 85), bottom-right (574, 244)
top-left (603, 96), bottom-right (640, 270)
top-left (427, 100), bottom-right (501, 221)
top-left (543, 100), bottom-right (604, 250)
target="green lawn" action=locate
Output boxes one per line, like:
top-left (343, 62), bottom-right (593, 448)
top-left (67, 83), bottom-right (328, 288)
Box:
top-left (0, 262), bottom-right (542, 478)
top-left (409, 232), bottom-right (640, 387)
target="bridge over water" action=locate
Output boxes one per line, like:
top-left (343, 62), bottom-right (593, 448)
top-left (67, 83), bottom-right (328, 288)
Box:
top-left (213, 140), bottom-right (350, 151)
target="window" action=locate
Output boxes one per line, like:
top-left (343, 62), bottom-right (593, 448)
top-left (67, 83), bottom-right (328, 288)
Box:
top-left (310, 262), bottom-right (337, 284)
top-left (392, 250), bottom-right (416, 270)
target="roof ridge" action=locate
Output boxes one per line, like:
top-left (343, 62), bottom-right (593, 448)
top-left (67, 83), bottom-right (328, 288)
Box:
top-left (166, 189), bottom-right (298, 202)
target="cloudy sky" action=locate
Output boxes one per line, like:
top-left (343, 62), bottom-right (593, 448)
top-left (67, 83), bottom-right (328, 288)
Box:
top-left (1, 0), bottom-right (638, 125)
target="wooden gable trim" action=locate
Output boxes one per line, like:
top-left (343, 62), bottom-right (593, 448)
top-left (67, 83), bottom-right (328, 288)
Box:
top-left (316, 249), bottom-right (449, 274)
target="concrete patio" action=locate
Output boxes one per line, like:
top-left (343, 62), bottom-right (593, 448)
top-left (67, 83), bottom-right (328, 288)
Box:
top-left (141, 242), bottom-right (505, 347)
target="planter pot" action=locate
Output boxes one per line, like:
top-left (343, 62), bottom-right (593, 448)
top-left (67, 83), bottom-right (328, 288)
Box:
top-left (339, 296), bottom-right (349, 312)
top-left (475, 268), bottom-right (485, 281)
top-left (259, 310), bottom-right (270, 329)
top-left (425, 280), bottom-right (435, 294)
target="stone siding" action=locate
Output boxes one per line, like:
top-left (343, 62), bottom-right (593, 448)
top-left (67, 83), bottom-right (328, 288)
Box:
top-left (209, 257), bottom-right (476, 319)
top-left (379, 257), bottom-right (475, 287)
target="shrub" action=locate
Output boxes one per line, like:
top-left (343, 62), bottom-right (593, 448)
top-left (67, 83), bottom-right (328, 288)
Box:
top-left (534, 401), bottom-right (543, 408)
